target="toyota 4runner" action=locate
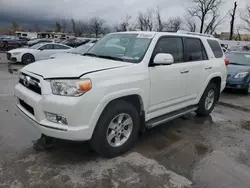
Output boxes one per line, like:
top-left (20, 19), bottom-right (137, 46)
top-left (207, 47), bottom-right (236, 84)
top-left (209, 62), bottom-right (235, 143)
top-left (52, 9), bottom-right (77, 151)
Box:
top-left (15, 31), bottom-right (227, 157)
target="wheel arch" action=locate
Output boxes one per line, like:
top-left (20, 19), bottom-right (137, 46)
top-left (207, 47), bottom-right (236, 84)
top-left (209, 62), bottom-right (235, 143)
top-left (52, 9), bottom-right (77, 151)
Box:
top-left (22, 53), bottom-right (35, 62)
top-left (93, 94), bottom-right (146, 136)
top-left (200, 75), bottom-right (222, 102)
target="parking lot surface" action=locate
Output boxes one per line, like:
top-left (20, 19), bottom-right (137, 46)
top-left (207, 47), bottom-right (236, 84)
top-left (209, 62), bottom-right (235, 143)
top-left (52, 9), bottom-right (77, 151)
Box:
top-left (0, 53), bottom-right (250, 188)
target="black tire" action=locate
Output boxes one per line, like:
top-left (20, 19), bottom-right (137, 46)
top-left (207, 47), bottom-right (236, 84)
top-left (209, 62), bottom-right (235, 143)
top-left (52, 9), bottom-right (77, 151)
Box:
top-left (22, 53), bottom-right (35, 64)
top-left (196, 83), bottom-right (217, 117)
top-left (90, 100), bottom-right (140, 158)
top-left (243, 82), bottom-right (250, 95)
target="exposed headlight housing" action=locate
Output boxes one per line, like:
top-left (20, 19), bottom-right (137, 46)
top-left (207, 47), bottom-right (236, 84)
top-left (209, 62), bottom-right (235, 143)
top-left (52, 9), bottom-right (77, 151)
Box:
top-left (234, 72), bottom-right (249, 78)
top-left (50, 79), bottom-right (92, 97)
top-left (12, 52), bottom-right (21, 55)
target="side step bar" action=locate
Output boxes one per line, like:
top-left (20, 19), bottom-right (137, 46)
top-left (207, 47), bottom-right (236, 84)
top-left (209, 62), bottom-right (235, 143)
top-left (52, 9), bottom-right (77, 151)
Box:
top-left (146, 106), bottom-right (198, 128)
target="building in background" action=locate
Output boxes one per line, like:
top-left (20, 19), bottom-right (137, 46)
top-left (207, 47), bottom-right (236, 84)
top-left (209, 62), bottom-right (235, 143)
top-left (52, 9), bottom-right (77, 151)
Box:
top-left (15, 31), bottom-right (37, 39)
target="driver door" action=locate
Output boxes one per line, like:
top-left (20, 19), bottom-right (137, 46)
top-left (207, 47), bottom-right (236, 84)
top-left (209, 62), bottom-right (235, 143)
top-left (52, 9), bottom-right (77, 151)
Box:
top-left (148, 36), bottom-right (190, 118)
top-left (37, 44), bottom-right (55, 60)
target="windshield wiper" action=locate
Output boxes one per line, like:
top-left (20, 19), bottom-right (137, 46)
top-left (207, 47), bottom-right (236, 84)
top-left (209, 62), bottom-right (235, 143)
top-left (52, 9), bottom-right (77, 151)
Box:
top-left (97, 55), bottom-right (124, 61)
top-left (83, 53), bottom-right (98, 57)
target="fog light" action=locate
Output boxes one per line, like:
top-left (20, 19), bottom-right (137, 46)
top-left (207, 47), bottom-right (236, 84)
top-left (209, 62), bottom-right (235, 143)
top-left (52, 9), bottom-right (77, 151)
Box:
top-left (45, 112), bottom-right (68, 125)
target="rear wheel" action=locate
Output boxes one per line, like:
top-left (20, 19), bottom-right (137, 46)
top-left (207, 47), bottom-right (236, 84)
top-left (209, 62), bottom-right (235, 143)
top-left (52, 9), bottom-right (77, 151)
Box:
top-left (196, 83), bottom-right (217, 117)
top-left (22, 53), bottom-right (35, 64)
top-left (90, 100), bottom-right (140, 158)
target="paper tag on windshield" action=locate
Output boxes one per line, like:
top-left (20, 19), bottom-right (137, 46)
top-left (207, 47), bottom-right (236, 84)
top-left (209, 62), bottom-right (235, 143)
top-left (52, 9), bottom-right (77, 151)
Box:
top-left (137, 34), bottom-right (154, 38)
top-left (245, 55), bottom-right (250, 58)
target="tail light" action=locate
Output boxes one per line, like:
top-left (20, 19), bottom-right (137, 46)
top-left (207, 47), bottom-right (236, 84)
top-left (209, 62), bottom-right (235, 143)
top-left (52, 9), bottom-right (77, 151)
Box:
top-left (224, 59), bottom-right (229, 66)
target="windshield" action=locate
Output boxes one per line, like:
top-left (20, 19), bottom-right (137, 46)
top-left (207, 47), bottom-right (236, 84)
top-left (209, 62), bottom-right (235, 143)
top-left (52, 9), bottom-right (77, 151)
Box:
top-left (70, 43), bottom-right (94, 54)
top-left (226, 53), bottom-right (250, 66)
top-left (29, 43), bottom-right (44, 49)
top-left (86, 33), bottom-right (153, 63)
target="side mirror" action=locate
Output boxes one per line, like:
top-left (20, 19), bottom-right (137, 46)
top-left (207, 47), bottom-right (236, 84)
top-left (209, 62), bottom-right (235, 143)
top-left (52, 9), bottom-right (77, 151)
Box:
top-left (153, 53), bottom-right (174, 65)
top-left (39, 48), bottom-right (44, 51)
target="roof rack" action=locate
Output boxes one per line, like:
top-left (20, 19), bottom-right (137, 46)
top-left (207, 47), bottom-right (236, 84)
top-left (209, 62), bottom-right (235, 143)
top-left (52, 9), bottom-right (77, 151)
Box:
top-left (177, 30), bottom-right (214, 38)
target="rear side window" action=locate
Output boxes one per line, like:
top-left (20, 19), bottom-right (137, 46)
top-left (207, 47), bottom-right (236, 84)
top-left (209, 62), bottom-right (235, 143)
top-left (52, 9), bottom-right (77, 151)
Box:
top-left (152, 37), bottom-right (184, 63)
top-left (185, 38), bottom-right (208, 61)
top-left (207, 39), bottom-right (223, 58)
top-left (54, 44), bottom-right (70, 49)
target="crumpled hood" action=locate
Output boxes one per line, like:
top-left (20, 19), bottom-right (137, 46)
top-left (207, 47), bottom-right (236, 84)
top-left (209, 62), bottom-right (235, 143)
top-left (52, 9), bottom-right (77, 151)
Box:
top-left (21, 56), bottom-right (131, 79)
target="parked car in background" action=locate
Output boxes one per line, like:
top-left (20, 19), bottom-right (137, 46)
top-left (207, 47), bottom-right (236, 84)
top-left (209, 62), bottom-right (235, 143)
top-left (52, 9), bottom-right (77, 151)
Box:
top-left (50, 43), bottom-right (95, 59)
top-left (0, 38), bottom-right (22, 51)
top-left (62, 38), bottom-right (96, 48)
top-left (7, 43), bottom-right (72, 64)
top-left (27, 39), bottom-right (54, 47)
top-left (227, 46), bottom-right (243, 52)
top-left (226, 51), bottom-right (250, 94)
top-left (15, 31), bottom-right (226, 157)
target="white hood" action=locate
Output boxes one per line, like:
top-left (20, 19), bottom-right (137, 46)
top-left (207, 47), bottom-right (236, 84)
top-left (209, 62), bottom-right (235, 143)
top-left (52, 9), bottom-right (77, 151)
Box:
top-left (22, 56), bottom-right (131, 79)
top-left (50, 52), bottom-right (79, 59)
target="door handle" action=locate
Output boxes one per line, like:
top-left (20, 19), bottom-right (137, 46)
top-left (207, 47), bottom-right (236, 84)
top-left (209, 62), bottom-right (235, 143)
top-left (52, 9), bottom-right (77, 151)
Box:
top-left (205, 66), bottom-right (212, 70)
top-left (180, 70), bottom-right (189, 74)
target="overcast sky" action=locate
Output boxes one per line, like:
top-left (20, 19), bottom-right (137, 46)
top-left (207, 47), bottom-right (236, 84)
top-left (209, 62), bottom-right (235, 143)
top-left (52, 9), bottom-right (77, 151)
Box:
top-left (0, 0), bottom-right (249, 32)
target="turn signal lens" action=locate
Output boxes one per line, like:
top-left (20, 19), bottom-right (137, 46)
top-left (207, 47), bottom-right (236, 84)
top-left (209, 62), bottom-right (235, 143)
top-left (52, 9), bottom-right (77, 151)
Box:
top-left (78, 80), bottom-right (92, 92)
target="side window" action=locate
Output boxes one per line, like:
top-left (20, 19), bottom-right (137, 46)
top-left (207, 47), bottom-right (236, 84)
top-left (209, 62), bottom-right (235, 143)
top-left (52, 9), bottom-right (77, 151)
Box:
top-left (40, 44), bottom-right (54, 50)
top-left (185, 38), bottom-right (208, 61)
top-left (207, 39), bottom-right (223, 58)
top-left (153, 37), bottom-right (184, 63)
top-left (54, 44), bottom-right (70, 49)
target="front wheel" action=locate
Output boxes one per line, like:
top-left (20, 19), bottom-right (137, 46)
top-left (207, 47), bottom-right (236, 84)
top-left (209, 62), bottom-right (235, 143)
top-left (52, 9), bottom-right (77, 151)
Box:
top-left (196, 83), bottom-right (217, 117)
top-left (243, 82), bottom-right (250, 95)
top-left (90, 100), bottom-right (140, 158)
top-left (22, 53), bottom-right (35, 64)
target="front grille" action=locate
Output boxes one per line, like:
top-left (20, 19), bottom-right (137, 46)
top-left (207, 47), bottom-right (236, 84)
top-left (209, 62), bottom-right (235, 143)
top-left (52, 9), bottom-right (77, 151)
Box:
top-left (19, 73), bottom-right (41, 95)
top-left (7, 53), bottom-right (11, 60)
top-left (19, 99), bottom-right (35, 115)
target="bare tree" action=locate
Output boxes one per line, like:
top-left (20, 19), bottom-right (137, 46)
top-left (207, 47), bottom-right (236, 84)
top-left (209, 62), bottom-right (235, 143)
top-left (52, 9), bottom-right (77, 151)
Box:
top-left (89, 17), bottom-right (105, 37)
top-left (164, 17), bottom-right (182, 32)
top-left (137, 9), bottom-right (154, 31)
top-left (241, 5), bottom-right (250, 32)
top-left (60, 19), bottom-right (69, 33)
top-left (155, 7), bottom-right (163, 32)
top-left (114, 15), bottom-right (131, 32)
top-left (188, 0), bottom-right (223, 33)
top-left (186, 19), bottom-right (197, 32)
top-left (11, 22), bottom-right (19, 32)
top-left (55, 21), bottom-right (62, 32)
top-left (229, 2), bottom-right (237, 40)
top-left (71, 19), bottom-right (88, 37)
top-left (204, 10), bottom-right (227, 34)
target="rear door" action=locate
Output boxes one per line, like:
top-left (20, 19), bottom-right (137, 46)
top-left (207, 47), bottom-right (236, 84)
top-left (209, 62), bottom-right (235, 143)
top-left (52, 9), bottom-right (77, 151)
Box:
top-left (183, 37), bottom-right (209, 100)
top-left (53, 44), bottom-right (71, 53)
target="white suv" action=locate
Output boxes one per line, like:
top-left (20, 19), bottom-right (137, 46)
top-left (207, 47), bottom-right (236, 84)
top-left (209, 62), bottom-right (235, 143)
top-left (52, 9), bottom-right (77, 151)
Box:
top-left (15, 31), bottom-right (227, 157)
